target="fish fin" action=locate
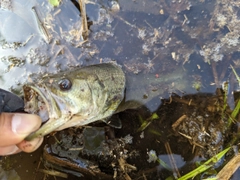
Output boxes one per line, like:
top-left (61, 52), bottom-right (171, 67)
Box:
top-left (103, 115), bottom-right (122, 129)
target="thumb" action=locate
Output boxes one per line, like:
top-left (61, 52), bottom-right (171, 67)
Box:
top-left (0, 113), bottom-right (42, 146)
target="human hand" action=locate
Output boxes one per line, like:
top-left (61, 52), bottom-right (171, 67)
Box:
top-left (0, 113), bottom-right (43, 156)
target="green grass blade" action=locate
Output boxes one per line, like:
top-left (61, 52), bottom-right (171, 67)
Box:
top-left (137, 113), bottom-right (159, 132)
top-left (228, 100), bottom-right (240, 127)
top-left (48, 0), bottom-right (60, 7)
top-left (230, 65), bottom-right (240, 86)
top-left (178, 147), bottom-right (231, 180)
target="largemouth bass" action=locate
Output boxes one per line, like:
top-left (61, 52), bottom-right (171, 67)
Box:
top-left (24, 63), bottom-right (188, 141)
top-left (24, 63), bottom-right (125, 140)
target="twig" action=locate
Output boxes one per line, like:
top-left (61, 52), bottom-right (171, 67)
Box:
top-left (164, 142), bottom-right (181, 178)
top-left (111, 13), bottom-right (137, 29)
top-left (217, 153), bottom-right (240, 180)
top-left (32, 6), bottom-right (51, 43)
top-left (34, 157), bottom-right (43, 180)
top-left (211, 61), bottom-right (219, 87)
top-left (78, 0), bottom-right (88, 40)
top-left (172, 115), bottom-right (187, 131)
top-left (37, 169), bottom-right (68, 178)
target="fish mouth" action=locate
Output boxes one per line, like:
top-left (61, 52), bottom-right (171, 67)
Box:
top-left (23, 84), bottom-right (60, 122)
top-left (23, 84), bottom-right (67, 141)
top-left (23, 85), bottom-right (50, 123)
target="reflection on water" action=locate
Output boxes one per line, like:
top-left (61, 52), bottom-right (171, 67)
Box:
top-left (0, 0), bottom-right (83, 92)
top-left (1, 0), bottom-right (240, 179)
top-left (157, 154), bottom-right (186, 171)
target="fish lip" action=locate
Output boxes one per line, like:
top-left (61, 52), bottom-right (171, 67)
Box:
top-left (23, 84), bottom-right (58, 120)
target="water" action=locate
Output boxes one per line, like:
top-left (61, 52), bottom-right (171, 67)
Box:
top-left (1, 0), bottom-right (240, 179)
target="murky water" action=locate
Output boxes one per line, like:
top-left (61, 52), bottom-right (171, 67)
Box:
top-left (1, 0), bottom-right (240, 179)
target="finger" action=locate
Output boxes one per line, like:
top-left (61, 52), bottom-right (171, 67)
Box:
top-left (0, 137), bottom-right (44, 155)
top-left (0, 113), bottom-right (42, 146)
top-left (0, 145), bottom-right (21, 156)
top-left (17, 137), bottom-right (43, 153)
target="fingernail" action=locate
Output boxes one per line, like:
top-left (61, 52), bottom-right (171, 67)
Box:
top-left (17, 138), bottom-right (43, 153)
top-left (11, 114), bottom-right (41, 135)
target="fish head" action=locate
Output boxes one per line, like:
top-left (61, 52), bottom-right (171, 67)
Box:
top-left (24, 63), bottom-right (125, 140)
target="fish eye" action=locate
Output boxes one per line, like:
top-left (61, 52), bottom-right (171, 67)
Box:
top-left (58, 78), bottom-right (72, 91)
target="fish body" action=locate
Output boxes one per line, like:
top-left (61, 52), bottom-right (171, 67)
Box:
top-left (24, 63), bottom-right (125, 140)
